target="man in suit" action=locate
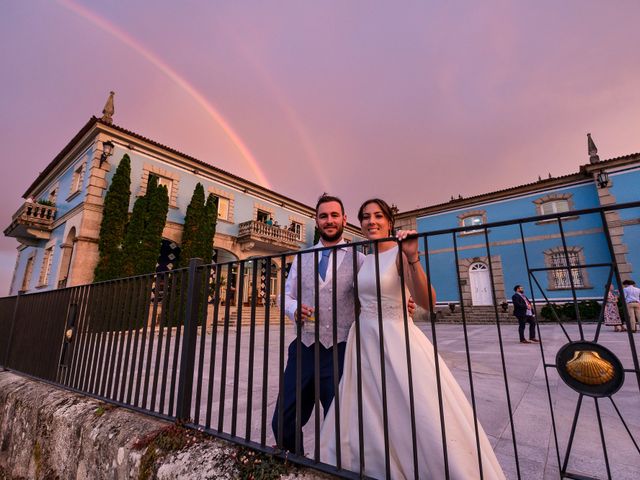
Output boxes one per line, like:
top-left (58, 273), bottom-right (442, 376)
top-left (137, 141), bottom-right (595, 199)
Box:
top-left (512, 284), bottom-right (539, 344)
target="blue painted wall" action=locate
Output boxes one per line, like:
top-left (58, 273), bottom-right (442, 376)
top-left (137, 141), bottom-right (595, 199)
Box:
top-left (110, 147), bottom-right (318, 246)
top-left (418, 182), bottom-right (619, 303)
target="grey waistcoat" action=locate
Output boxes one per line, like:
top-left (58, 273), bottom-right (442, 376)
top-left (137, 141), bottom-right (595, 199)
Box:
top-left (299, 249), bottom-right (356, 348)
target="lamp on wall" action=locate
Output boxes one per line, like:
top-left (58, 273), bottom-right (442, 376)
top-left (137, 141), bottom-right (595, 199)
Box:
top-left (100, 140), bottom-right (115, 166)
top-left (596, 170), bottom-right (609, 189)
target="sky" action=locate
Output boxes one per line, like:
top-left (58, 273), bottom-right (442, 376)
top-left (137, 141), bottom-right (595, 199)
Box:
top-left (1, 0), bottom-right (639, 293)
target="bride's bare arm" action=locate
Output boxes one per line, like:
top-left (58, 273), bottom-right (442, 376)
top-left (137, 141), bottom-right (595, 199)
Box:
top-left (395, 230), bottom-right (436, 309)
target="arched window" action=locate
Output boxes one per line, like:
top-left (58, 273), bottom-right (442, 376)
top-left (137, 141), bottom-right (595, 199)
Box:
top-left (533, 193), bottom-right (574, 218)
top-left (457, 210), bottom-right (487, 235)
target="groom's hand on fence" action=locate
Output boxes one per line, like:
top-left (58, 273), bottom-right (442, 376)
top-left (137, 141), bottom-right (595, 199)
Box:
top-left (295, 304), bottom-right (314, 324)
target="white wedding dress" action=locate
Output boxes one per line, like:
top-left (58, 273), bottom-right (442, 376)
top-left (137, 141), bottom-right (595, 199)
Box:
top-left (320, 246), bottom-right (505, 480)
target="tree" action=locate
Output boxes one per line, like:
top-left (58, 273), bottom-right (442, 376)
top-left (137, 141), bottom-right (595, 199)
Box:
top-left (94, 154), bottom-right (131, 282)
top-left (121, 176), bottom-right (169, 276)
top-left (140, 182), bottom-right (169, 272)
top-left (178, 183), bottom-right (206, 267)
top-left (203, 193), bottom-right (219, 264)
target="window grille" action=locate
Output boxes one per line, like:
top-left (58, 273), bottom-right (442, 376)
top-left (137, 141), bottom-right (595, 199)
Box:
top-left (550, 251), bottom-right (584, 288)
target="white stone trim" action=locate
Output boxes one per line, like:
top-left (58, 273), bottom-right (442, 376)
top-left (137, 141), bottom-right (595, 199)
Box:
top-left (253, 202), bottom-right (275, 221)
top-left (67, 157), bottom-right (87, 199)
top-left (288, 215), bottom-right (306, 241)
top-left (140, 163), bottom-right (180, 208)
top-left (543, 245), bottom-right (591, 290)
top-left (207, 185), bottom-right (235, 223)
top-left (533, 193), bottom-right (575, 215)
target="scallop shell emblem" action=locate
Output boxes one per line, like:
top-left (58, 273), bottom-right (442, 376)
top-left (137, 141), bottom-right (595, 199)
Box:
top-left (565, 350), bottom-right (615, 385)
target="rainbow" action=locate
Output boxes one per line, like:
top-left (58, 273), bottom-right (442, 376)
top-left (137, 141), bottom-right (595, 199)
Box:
top-left (57, 0), bottom-right (272, 189)
top-left (229, 32), bottom-right (330, 193)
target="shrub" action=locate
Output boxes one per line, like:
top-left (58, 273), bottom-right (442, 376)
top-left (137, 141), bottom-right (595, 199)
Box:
top-left (540, 300), bottom-right (602, 321)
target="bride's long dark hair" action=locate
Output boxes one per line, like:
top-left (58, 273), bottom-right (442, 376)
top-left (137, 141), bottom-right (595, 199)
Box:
top-left (357, 198), bottom-right (395, 236)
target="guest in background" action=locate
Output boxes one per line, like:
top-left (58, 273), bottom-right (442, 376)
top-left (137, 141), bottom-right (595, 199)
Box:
top-left (511, 285), bottom-right (539, 344)
top-left (603, 284), bottom-right (623, 332)
top-left (622, 279), bottom-right (640, 333)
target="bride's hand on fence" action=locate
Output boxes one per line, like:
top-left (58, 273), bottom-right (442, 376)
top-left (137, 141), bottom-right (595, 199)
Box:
top-left (396, 229), bottom-right (419, 263)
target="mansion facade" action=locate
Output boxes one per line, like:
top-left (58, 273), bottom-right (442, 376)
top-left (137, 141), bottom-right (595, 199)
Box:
top-left (5, 95), bottom-right (639, 310)
top-left (4, 95), bottom-right (362, 300)
top-left (396, 135), bottom-right (640, 306)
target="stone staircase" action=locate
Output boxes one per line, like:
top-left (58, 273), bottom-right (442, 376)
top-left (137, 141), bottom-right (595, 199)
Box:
top-left (210, 305), bottom-right (290, 328)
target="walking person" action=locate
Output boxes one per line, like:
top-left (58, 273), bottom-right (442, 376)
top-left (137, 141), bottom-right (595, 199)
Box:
top-left (320, 198), bottom-right (505, 480)
top-left (622, 279), bottom-right (640, 333)
top-left (603, 284), bottom-right (624, 332)
top-left (511, 285), bottom-right (539, 344)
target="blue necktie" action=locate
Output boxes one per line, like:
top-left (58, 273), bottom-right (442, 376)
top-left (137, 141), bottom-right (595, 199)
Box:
top-left (318, 250), bottom-right (331, 281)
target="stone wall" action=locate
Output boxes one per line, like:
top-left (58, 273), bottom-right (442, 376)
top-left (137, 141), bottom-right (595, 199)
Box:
top-left (0, 372), bottom-right (334, 480)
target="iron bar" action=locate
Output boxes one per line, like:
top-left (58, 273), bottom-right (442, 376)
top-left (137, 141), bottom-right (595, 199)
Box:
top-left (373, 242), bottom-right (391, 479)
top-left (518, 222), bottom-right (562, 474)
top-left (396, 238), bottom-right (419, 480)
top-left (483, 227), bottom-right (521, 479)
top-left (245, 259), bottom-right (259, 441)
top-left (231, 260), bottom-right (245, 437)
top-left (557, 219), bottom-right (584, 340)
top-left (205, 264), bottom-right (222, 430)
top-left (452, 232), bottom-right (483, 479)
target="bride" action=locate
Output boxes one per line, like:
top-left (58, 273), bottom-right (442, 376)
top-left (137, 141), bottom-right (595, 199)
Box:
top-left (320, 198), bottom-right (505, 480)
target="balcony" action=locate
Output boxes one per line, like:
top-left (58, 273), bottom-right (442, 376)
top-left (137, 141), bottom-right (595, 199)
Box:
top-left (237, 220), bottom-right (303, 252)
top-left (4, 201), bottom-right (57, 246)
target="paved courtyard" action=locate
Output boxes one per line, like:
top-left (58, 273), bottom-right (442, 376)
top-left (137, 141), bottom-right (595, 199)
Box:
top-left (74, 320), bottom-right (640, 479)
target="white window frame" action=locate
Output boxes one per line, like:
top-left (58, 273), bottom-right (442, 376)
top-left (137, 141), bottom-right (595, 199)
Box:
top-left (38, 247), bottom-right (54, 287)
top-left (540, 200), bottom-right (570, 215)
top-left (544, 246), bottom-right (589, 290)
top-left (69, 162), bottom-right (86, 196)
top-left (462, 215), bottom-right (483, 228)
top-left (291, 221), bottom-right (303, 240)
top-left (149, 173), bottom-right (173, 198)
top-left (21, 253), bottom-right (36, 292)
top-left (213, 195), bottom-right (231, 221)
top-left (458, 210), bottom-right (487, 235)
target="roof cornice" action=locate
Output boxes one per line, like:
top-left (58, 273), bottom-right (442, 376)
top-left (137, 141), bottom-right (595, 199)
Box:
top-left (22, 117), bottom-right (322, 219)
top-left (397, 151), bottom-right (640, 220)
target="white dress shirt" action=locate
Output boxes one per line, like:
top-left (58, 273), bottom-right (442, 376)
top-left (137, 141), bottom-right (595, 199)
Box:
top-left (624, 284), bottom-right (640, 303)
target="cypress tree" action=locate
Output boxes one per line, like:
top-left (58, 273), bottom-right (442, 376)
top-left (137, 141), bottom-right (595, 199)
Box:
top-left (120, 177), bottom-right (152, 277)
top-left (203, 193), bottom-right (219, 264)
top-left (94, 154), bottom-right (131, 282)
top-left (138, 182), bottom-right (169, 274)
top-left (179, 183), bottom-right (206, 267)
top-left (121, 176), bottom-right (170, 276)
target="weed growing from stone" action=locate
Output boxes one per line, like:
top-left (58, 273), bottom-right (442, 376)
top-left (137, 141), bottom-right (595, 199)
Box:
top-left (133, 423), bottom-right (205, 480)
top-left (230, 446), bottom-right (291, 480)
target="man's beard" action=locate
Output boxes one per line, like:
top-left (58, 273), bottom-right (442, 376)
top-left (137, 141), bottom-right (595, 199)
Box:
top-left (319, 224), bottom-right (344, 242)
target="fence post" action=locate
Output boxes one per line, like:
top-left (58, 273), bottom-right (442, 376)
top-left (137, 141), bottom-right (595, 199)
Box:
top-left (176, 258), bottom-right (204, 421)
top-left (2, 291), bottom-right (22, 371)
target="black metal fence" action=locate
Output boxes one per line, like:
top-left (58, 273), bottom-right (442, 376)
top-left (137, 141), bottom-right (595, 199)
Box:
top-left (2, 202), bottom-right (639, 480)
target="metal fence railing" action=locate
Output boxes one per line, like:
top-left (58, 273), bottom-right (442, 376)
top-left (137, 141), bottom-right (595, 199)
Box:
top-left (2, 201), bottom-right (639, 479)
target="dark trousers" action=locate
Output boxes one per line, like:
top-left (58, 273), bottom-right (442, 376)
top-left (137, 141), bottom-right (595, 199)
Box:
top-left (271, 340), bottom-right (346, 453)
top-left (517, 315), bottom-right (536, 341)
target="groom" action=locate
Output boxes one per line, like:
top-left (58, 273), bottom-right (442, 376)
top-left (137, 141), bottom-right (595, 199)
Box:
top-left (271, 194), bottom-right (363, 453)
top-left (272, 194), bottom-right (414, 453)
